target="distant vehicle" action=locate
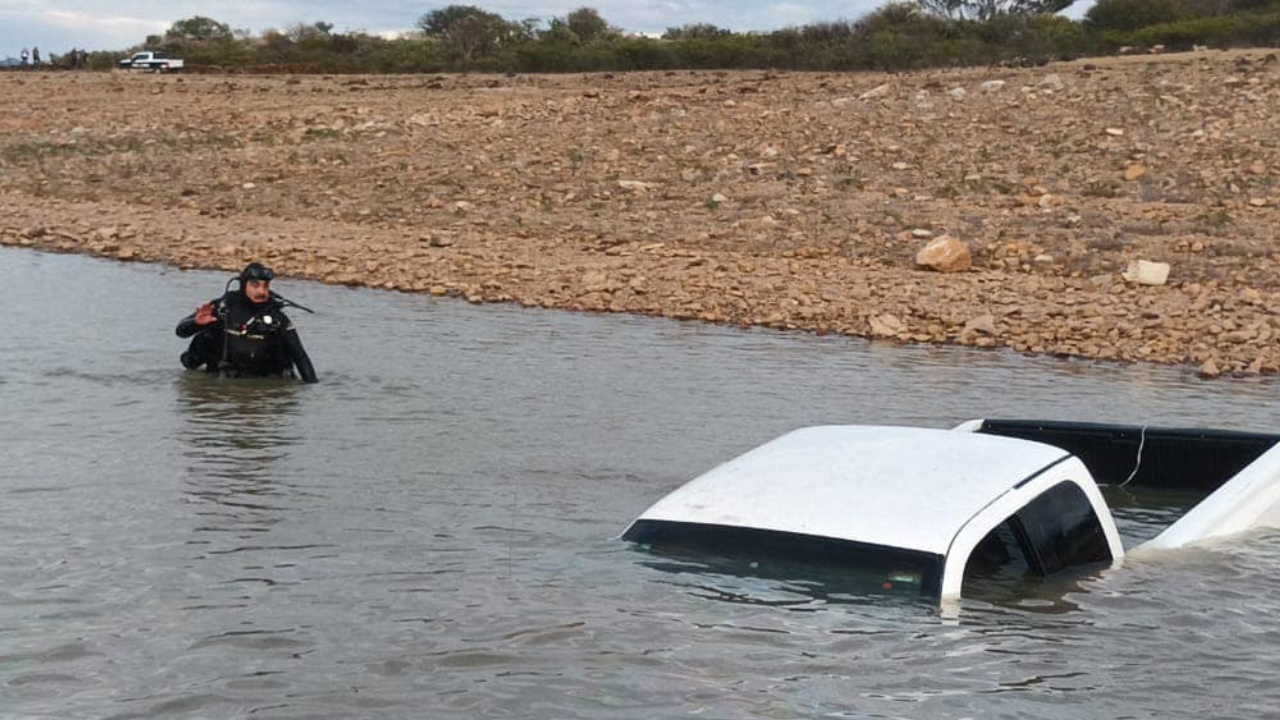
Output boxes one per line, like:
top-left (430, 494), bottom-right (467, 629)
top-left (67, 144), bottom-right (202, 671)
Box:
top-left (118, 51), bottom-right (184, 72)
top-left (622, 420), bottom-right (1280, 603)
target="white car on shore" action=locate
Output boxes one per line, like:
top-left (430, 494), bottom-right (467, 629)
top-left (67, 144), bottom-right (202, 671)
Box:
top-left (623, 420), bottom-right (1280, 603)
top-left (118, 51), bottom-right (184, 72)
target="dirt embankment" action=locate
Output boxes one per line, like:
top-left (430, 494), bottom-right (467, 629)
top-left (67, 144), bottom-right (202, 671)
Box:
top-left (2, 52), bottom-right (1279, 377)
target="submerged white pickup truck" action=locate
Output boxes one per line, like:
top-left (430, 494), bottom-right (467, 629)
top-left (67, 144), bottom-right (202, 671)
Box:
top-left (117, 51), bottom-right (184, 72)
top-left (623, 420), bottom-right (1280, 603)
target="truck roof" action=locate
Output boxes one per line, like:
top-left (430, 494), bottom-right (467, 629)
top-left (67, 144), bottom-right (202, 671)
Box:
top-left (629, 425), bottom-right (1070, 555)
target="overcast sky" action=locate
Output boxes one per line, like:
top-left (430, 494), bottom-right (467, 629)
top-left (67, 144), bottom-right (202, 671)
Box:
top-left (0, 0), bottom-right (908, 56)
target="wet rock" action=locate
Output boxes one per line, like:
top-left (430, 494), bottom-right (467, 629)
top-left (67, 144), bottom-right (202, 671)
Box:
top-left (1199, 358), bottom-right (1221, 379)
top-left (915, 235), bottom-right (971, 273)
top-left (869, 314), bottom-right (904, 338)
top-left (964, 314), bottom-right (998, 335)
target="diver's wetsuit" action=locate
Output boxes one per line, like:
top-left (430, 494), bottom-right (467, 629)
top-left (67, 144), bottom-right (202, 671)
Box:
top-left (176, 291), bottom-right (318, 383)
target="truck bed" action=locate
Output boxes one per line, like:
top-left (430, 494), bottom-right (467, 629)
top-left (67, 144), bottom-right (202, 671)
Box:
top-left (975, 419), bottom-right (1280, 494)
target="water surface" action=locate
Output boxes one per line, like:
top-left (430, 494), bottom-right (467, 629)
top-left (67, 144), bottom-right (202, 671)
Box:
top-left (3, 249), bottom-right (1280, 719)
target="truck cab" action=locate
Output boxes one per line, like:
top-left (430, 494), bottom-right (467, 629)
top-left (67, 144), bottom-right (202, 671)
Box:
top-left (623, 421), bottom-right (1280, 603)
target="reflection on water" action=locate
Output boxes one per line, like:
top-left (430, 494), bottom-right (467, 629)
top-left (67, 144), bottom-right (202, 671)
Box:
top-left (175, 372), bottom-right (303, 476)
top-left (174, 373), bottom-right (306, 536)
top-left (637, 555), bottom-right (940, 614)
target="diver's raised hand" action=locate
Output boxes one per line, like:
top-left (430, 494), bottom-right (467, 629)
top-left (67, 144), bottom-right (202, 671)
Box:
top-left (194, 302), bottom-right (217, 326)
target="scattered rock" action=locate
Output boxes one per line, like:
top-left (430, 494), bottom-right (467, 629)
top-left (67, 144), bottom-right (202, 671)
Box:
top-left (1038, 74), bottom-right (1064, 91)
top-left (859, 83), bottom-right (892, 100)
top-left (1123, 260), bottom-right (1171, 286)
top-left (980, 80), bottom-right (1006, 92)
top-left (618, 180), bottom-right (657, 192)
top-left (1124, 164), bottom-right (1147, 181)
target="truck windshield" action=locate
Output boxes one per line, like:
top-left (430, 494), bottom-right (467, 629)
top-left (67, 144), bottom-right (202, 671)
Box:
top-left (623, 520), bottom-right (943, 597)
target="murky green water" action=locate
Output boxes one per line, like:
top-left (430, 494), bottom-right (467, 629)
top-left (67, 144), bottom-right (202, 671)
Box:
top-left (4, 248), bottom-right (1280, 719)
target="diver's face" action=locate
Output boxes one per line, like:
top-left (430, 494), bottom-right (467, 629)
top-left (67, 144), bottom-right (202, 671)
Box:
top-left (245, 279), bottom-right (270, 304)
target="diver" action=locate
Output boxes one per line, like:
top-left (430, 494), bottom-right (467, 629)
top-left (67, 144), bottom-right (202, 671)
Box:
top-left (176, 262), bottom-right (318, 383)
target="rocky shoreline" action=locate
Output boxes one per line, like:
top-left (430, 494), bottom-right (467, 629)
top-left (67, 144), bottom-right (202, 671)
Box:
top-left (3, 51), bottom-right (1279, 377)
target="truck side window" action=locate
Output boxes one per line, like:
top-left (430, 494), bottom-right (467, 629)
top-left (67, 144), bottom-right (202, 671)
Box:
top-left (966, 481), bottom-right (1112, 586)
top-left (1009, 481), bottom-right (1113, 575)
top-left (967, 521), bottom-right (1031, 580)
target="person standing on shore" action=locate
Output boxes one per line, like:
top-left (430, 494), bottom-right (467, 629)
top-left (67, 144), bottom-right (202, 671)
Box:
top-left (20, 47), bottom-right (28, 66)
top-left (32, 46), bottom-right (40, 66)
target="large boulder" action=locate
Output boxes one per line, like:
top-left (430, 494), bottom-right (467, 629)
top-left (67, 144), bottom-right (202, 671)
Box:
top-left (915, 235), bottom-right (972, 273)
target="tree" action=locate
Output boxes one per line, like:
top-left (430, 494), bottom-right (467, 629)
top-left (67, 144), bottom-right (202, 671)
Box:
top-left (663, 23), bottom-right (733, 40)
top-left (417, 5), bottom-right (517, 59)
top-left (566, 7), bottom-right (611, 42)
top-left (915, 0), bottom-right (1074, 20)
top-left (540, 19), bottom-right (581, 45)
top-left (166, 16), bottom-right (233, 41)
top-left (287, 21), bottom-right (334, 42)
top-left (1084, 0), bottom-right (1193, 29)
